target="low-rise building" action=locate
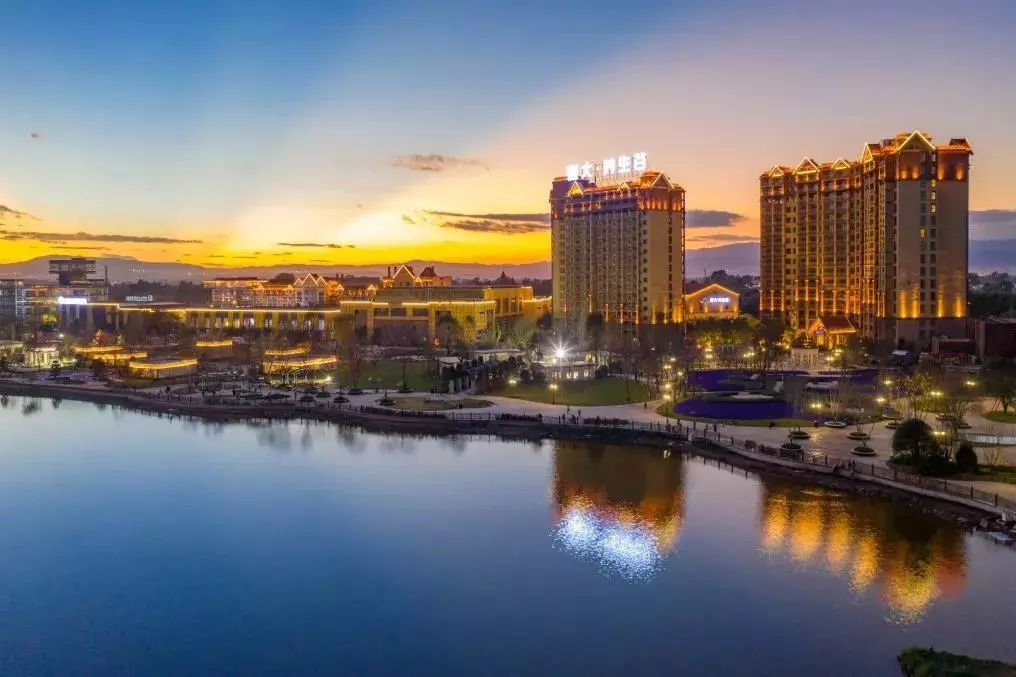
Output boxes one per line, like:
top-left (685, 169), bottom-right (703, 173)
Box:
top-left (684, 283), bottom-right (740, 320)
top-left (128, 357), bottom-right (198, 379)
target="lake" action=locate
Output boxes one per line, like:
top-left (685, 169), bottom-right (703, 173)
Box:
top-left (1, 394), bottom-right (1014, 675)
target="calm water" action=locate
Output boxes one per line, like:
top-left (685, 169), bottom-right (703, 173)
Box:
top-left (1, 395), bottom-right (1014, 675)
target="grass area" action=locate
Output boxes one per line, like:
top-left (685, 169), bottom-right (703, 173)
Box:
top-left (984, 410), bottom-right (1016, 424)
top-left (388, 396), bottom-right (492, 411)
top-left (654, 401), bottom-right (810, 427)
top-left (335, 359), bottom-right (441, 392)
top-left (898, 647), bottom-right (1016, 676)
top-left (957, 465), bottom-right (1016, 486)
top-left (491, 377), bottom-right (649, 406)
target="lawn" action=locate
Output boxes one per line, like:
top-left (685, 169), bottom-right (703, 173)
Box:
top-left (957, 465), bottom-right (1016, 487)
top-left (984, 410), bottom-right (1016, 424)
top-left (388, 397), bottom-right (492, 411)
top-left (492, 377), bottom-right (649, 406)
top-left (335, 359), bottom-right (442, 392)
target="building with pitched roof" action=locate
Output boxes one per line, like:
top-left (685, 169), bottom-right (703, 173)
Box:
top-left (760, 131), bottom-right (972, 349)
top-left (550, 169), bottom-right (686, 328)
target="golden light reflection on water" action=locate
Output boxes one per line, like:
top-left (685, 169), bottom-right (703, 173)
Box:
top-left (551, 441), bottom-right (685, 581)
top-left (759, 483), bottom-right (967, 624)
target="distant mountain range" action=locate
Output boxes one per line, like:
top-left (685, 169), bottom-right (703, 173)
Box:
top-left (3, 239), bottom-right (1015, 282)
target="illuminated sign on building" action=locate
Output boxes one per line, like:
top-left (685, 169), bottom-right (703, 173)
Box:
top-left (705, 296), bottom-right (731, 304)
top-left (57, 296), bottom-right (87, 305)
top-left (126, 295), bottom-right (154, 303)
top-left (566, 152), bottom-right (648, 182)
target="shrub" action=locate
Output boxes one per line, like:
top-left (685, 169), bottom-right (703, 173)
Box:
top-left (955, 441), bottom-right (979, 473)
top-left (594, 364), bottom-right (609, 379)
top-left (892, 418), bottom-right (940, 461)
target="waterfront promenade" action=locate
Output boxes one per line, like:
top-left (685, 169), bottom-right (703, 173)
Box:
top-left (4, 374), bottom-right (1016, 519)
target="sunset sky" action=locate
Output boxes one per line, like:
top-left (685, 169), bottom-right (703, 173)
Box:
top-left (2, 0), bottom-right (1015, 268)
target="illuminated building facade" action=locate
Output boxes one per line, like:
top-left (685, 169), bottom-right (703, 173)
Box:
top-left (760, 131), bottom-right (972, 349)
top-left (0, 279), bottom-right (26, 319)
top-left (381, 264), bottom-right (452, 288)
top-left (204, 273), bottom-right (348, 308)
top-left (684, 282), bottom-right (740, 320)
top-left (550, 170), bottom-right (686, 328)
top-left (346, 285), bottom-right (550, 345)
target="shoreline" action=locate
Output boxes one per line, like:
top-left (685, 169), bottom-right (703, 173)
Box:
top-left (0, 379), bottom-right (1008, 525)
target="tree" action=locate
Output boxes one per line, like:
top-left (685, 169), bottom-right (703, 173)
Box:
top-left (748, 318), bottom-right (788, 384)
top-left (891, 418), bottom-right (940, 462)
top-left (436, 315), bottom-right (462, 357)
top-left (585, 312), bottom-right (605, 365)
top-left (955, 441), bottom-right (978, 473)
top-left (982, 357), bottom-right (1016, 414)
top-left (90, 359), bottom-right (107, 381)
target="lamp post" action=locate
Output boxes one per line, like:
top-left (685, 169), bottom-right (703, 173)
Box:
top-left (549, 381), bottom-right (559, 405)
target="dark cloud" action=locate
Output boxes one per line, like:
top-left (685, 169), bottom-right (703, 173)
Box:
top-left (438, 219), bottom-right (548, 235)
top-left (401, 215), bottom-right (416, 225)
top-left (276, 242), bottom-right (354, 249)
top-left (29, 132), bottom-right (41, 140)
top-left (0, 205), bottom-right (37, 221)
top-left (971, 209), bottom-right (1016, 240)
top-left (688, 234), bottom-right (759, 243)
top-left (391, 154), bottom-right (486, 172)
top-left (49, 245), bottom-right (111, 251)
top-left (0, 229), bottom-right (200, 244)
top-left (419, 210), bottom-right (550, 235)
top-left (424, 211), bottom-right (550, 223)
top-left (686, 210), bottom-right (746, 228)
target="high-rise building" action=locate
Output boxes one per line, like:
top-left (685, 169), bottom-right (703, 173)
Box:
top-left (760, 131), bottom-right (972, 349)
top-left (0, 279), bottom-right (27, 320)
top-left (550, 170), bottom-right (686, 328)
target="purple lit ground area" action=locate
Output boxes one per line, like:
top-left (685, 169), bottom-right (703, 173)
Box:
top-left (673, 395), bottom-right (794, 421)
top-left (688, 368), bottom-right (879, 393)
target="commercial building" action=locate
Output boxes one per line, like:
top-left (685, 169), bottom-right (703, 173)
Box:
top-left (203, 273), bottom-right (350, 308)
top-left (345, 284), bottom-right (550, 346)
top-left (550, 167), bottom-right (686, 328)
top-left (684, 282), bottom-right (740, 320)
top-left (760, 131), bottom-right (972, 349)
top-left (128, 357), bottom-right (198, 380)
top-left (61, 262), bottom-right (549, 347)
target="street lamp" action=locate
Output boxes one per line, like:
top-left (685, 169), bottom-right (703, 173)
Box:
top-left (549, 381), bottom-right (559, 405)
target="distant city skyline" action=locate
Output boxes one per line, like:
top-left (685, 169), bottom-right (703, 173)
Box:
top-left (2, 0), bottom-right (1015, 266)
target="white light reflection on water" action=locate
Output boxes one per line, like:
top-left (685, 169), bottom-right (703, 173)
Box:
top-left (553, 507), bottom-right (662, 582)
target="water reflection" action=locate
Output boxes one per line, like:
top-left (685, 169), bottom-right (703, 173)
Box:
top-left (759, 481), bottom-right (967, 623)
top-left (551, 441), bottom-right (685, 581)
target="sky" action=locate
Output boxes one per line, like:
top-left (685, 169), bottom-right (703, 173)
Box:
top-left (1, 0), bottom-right (1015, 268)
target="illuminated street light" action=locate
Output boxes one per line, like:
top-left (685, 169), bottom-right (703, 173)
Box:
top-left (965, 380), bottom-right (977, 388)
top-left (549, 381), bottom-right (559, 404)
top-left (875, 396), bottom-right (886, 404)
top-left (930, 390), bottom-right (943, 398)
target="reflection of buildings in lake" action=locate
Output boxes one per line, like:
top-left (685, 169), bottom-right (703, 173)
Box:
top-left (551, 441), bottom-right (685, 579)
top-left (759, 482), bottom-right (967, 623)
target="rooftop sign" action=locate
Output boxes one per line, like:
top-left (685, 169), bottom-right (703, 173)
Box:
top-left (566, 152), bottom-right (648, 183)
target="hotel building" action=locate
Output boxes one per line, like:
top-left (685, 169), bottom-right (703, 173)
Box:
top-left (550, 170), bottom-right (686, 328)
top-left (760, 131), bottom-right (972, 349)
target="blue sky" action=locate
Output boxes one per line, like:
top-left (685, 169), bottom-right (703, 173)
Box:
top-left (1, 0), bottom-right (1015, 264)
